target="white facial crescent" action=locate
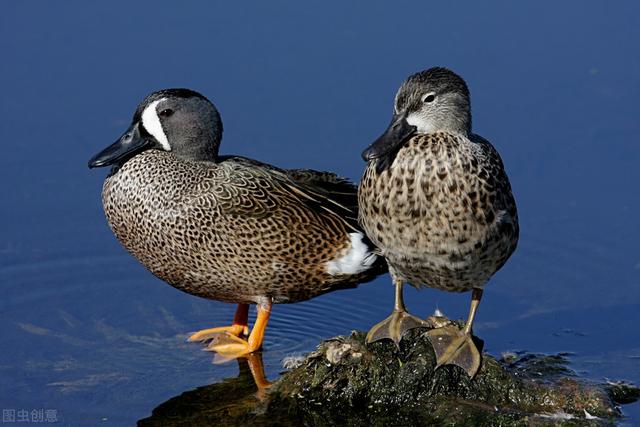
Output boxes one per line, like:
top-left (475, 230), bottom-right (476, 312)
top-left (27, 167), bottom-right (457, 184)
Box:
top-left (141, 99), bottom-right (171, 151)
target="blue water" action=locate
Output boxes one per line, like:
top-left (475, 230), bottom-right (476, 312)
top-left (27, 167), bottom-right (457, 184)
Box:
top-left (1, 1), bottom-right (639, 424)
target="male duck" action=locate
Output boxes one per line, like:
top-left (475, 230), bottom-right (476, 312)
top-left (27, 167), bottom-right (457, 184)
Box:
top-left (89, 88), bottom-right (385, 360)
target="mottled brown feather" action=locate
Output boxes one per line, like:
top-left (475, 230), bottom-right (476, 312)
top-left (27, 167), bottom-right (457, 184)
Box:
top-left (358, 132), bottom-right (519, 292)
top-left (103, 151), bottom-right (384, 304)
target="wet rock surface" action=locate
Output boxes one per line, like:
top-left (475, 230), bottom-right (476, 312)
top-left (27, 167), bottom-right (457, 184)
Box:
top-left (139, 329), bottom-right (639, 426)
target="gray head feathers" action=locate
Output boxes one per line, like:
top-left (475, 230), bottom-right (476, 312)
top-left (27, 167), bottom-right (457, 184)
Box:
top-left (395, 67), bottom-right (472, 134)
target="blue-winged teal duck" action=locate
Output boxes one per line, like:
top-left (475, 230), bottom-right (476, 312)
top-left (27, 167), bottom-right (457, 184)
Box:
top-left (358, 68), bottom-right (519, 377)
top-left (89, 89), bottom-right (385, 360)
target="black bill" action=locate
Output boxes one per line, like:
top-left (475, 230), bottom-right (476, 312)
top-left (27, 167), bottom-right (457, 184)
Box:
top-left (88, 122), bottom-right (152, 168)
top-left (361, 112), bottom-right (416, 161)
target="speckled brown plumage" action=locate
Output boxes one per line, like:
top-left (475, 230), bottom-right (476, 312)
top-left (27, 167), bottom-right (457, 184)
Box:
top-left (103, 151), bottom-right (381, 305)
top-left (359, 132), bottom-right (518, 292)
top-left (89, 88), bottom-right (385, 359)
top-left (357, 67), bottom-right (519, 377)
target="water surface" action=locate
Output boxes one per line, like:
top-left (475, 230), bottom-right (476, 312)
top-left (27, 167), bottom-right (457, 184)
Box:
top-left (1, 1), bottom-right (639, 424)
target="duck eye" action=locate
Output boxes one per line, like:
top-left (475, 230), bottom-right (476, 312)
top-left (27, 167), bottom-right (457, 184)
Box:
top-left (422, 93), bottom-right (436, 103)
top-left (159, 108), bottom-right (174, 117)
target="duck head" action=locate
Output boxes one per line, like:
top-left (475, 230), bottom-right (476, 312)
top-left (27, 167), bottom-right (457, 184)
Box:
top-left (362, 67), bottom-right (471, 162)
top-left (89, 88), bottom-right (223, 168)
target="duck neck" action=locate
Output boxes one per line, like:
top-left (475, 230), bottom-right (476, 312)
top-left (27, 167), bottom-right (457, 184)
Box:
top-left (174, 132), bottom-right (220, 163)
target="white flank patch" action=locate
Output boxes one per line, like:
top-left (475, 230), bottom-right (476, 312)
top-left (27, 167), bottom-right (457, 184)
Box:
top-left (326, 232), bottom-right (377, 276)
top-left (141, 99), bottom-right (171, 151)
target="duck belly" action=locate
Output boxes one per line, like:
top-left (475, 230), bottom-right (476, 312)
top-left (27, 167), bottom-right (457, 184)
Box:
top-left (359, 144), bottom-right (516, 292)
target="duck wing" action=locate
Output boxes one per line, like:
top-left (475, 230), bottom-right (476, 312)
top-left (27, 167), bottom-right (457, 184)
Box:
top-left (214, 156), bottom-right (360, 232)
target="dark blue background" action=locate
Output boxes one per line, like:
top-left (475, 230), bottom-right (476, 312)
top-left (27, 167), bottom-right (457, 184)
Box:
top-left (1, 1), bottom-right (639, 424)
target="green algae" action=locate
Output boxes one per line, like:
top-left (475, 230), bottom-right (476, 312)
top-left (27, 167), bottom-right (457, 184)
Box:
top-left (140, 329), bottom-right (639, 426)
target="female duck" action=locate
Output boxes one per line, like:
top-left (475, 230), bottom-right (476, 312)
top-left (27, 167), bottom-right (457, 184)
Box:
top-left (358, 68), bottom-right (519, 377)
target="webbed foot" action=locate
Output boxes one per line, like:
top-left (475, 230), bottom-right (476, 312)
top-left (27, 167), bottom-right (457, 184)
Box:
top-left (366, 309), bottom-right (429, 346)
top-left (208, 333), bottom-right (255, 362)
top-left (188, 324), bottom-right (248, 342)
top-left (206, 301), bottom-right (272, 363)
top-left (426, 325), bottom-right (481, 378)
top-left (187, 303), bottom-right (249, 343)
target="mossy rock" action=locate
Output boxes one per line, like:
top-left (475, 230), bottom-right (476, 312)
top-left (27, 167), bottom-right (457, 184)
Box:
top-left (140, 329), bottom-right (639, 426)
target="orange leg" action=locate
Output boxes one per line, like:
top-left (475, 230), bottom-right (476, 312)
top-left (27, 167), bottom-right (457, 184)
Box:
top-left (245, 352), bottom-right (272, 391)
top-left (187, 303), bottom-right (249, 342)
top-left (208, 300), bottom-right (272, 360)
